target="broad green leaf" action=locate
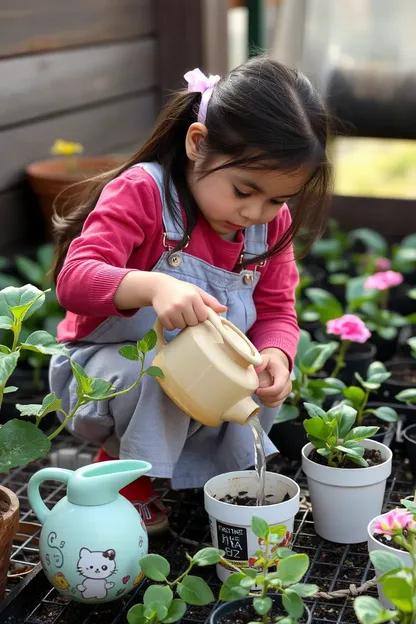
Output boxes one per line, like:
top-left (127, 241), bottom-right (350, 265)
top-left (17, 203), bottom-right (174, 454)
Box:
top-left (138, 329), bottom-right (157, 354)
top-left (345, 426), bottom-right (379, 441)
top-left (370, 551), bottom-right (405, 576)
top-left (192, 547), bottom-right (223, 566)
top-left (15, 403), bottom-right (42, 417)
top-left (348, 229), bottom-right (388, 256)
top-left (304, 417), bottom-right (332, 441)
top-left (347, 454), bottom-right (369, 467)
top-left (21, 331), bottom-right (68, 356)
top-left (37, 243), bottom-right (55, 273)
top-left (343, 386), bottom-right (366, 408)
top-left (355, 372), bottom-right (380, 391)
top-left (342, 440), bottom-right (365, 456)
top-left (144, 585), bottom-right (173, 607)
top-left (253, 597), bottom-right (272, 616)
top-left (365, 407), bottom-right (398, 423)
top-left (15, 256), bottom-right (44, 285)
top-left (275, 554), bottom-right (309, 586)
top-left (251, 516), bottom-right (269, 539)
top-left (396, 389), bottom-right (416, 405)
top-left (383, 576), bottom-right (413, 612)
top-left (377, 326), bottom-right (397, 340)
top-left (85, 378), bottom-right (115, 400)
top-left (126, 604), bottom-right (146, 624)
top-left (346, 275), bottom-right (376, 308)
top-left (367, 373), bottom-right (391, 385)
top-left (353, 595), bottom-right (392, 624)
top-left (303, 403), bottom-right (327, 419)
top-left (0, 351), bottom-right (19, 385)
top-left (162, 599), bottom-right (187, 624)
top-left (317, 448), bottom-right (331, 457)
top-left (320, 377), bottom-right (346, 391)
top-left (242, 567), bottom-right (258, 578)
top-left (139, 554), bottom-right (170, 581)
top-left (337, 406), bottom-right (359, 438)
top-left (301, 342), bottom-right (338, 374)
top-left (276, 547), bottom-right (295, 559)
top-left (177, 576), bottom-right (215, 606)
top-left (4, 385), bottom-right (18, 394)
top-left (289, 583), bottom-right (319, 597)
top-left (305, 287), bottom-right (343, 323)
top-left (146, 366), bottom-right (164, 378)
top-left (0, 316), bottom-right (13, 330)
top-left (282, 589), bottom-right (304, 619)
top-left (0, 285), bottom-right (46, 321)
top-left (145, 602), bottom-right (168, 621)
top-left (70, 361), bottom-right (92, 397)
top-left (17, 393), bottom-right (63, 418)
top-left (274, 403), bottom-right (299, 424)
top-left (0, 420), bottom-right (51, 473)
top-left (295, 330), bottom-right (312, 363)
top-left (219, 573), bottom-right (249, 601)
top-left (118, 345), bottom-right (140, 361)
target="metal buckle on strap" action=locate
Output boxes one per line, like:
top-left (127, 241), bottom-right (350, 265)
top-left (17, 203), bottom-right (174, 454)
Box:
top-left (162, 233), bottom-right (190, 250)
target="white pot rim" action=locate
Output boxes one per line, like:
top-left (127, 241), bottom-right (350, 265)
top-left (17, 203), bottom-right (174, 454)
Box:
top-left (301, 440), bottom-right (392, 487)
top-left (204, 470), bottom-right (300, 525)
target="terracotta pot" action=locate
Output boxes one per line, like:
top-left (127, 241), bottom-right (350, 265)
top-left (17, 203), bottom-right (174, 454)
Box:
top-left (26, 156), bottom-right (123, 238)
top-left (0, 486), bottom-right (19, 600)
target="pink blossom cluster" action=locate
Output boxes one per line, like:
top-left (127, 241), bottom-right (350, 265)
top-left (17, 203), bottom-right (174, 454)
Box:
top-left (373, 509), bottom-right (416, 536)
top-left (326, 314), bottom-right (371, 343)
top-left (365, 270), bottom-right (404, 291)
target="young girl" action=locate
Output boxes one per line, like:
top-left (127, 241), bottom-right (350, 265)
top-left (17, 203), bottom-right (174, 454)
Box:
top-left (50, 58), bottom-right (331, 534)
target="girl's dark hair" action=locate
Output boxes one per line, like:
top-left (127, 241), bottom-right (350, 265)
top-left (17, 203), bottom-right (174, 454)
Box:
top-left (53, 57), bottom-right (332, 281)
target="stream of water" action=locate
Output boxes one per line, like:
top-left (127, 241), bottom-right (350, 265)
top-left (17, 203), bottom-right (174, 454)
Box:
top-left (248, 413), bottom-right (266, 506)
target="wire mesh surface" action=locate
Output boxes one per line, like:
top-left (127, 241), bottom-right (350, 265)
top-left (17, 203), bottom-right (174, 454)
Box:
top-left (0, 437), bottom-right (413, 624)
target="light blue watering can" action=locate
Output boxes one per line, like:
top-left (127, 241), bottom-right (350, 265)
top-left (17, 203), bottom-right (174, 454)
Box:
top-left (28, 460), bottom-right (151, 604)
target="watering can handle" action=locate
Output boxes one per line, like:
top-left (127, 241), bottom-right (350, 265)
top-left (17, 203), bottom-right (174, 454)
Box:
top-left (28, 468), bottom-right (72, 525)
top-left (154, 309), bottom-right (262, 366)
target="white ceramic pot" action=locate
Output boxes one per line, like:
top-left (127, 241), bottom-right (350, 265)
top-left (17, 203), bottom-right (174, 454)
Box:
top-left (368, 514), bottom-right (412, 609)
top-left (302, 440), bottom-right (392, 544)
top-left (204, 470), bottom-right (300, 581)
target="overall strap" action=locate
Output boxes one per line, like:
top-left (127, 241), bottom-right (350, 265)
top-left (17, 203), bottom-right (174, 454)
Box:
top-left (242, 223), bottom-right (268, 263)
top-left (133, 162), bottom-right (184, 242)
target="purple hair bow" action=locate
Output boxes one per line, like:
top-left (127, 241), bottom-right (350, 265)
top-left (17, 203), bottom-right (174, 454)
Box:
top-left (184, 68), bottom-right (220, 124)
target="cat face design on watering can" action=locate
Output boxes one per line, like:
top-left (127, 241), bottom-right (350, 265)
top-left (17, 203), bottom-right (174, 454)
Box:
top-left (28, 460), bottom-right (152, 603)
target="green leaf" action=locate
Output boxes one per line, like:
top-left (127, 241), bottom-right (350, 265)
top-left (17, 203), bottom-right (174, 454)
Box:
top-left (138, 329), bottom-right (157, 354)
top-left (295, 330), bottom-right (312, 362)
top-left (177, 576), bottom-right (215, 606)
top-left (342, 440), bottom-right (365, 456)
top-left (0, 285), bottom-right (46, 321)
top-left (289, 583), bottom-right (319, 597)
top-left (219, 573), bottom-right (249, 601)
top-left (305, 287), bottom-right (343, 323)
top-left (242, 567), bottom-right (258, 578)
top-left (37, 243), bottom-right (55, 273)
top-left (377, 326), bottom-right (397, 341)
top-left (15, 256), bottom-right (44, 286)
top-left (70, 361), bottom-right (92, 397)
top-left (345, 426), bottom-right (379, 441)
top-left (253, 597), bottom-right (272, 616)
top-left (0, 351), bottom-right (19, 385)
top-left (127, 604), bottom-right (147, 624)
top-left (118, 345), bottom-right (140, 361)
top-left (275, 554), bottom-right (309, 586)
top-left (343, 386), bottom-right (366, 408)
top-left (0, 420), bottom-right (51, 473)
top-left (139, 554), bottom-right (170, 581)
top-left (347, 454), bottom-right (369, 467)
top-left (396, 389), bottom-right (416, 405)
top-left (365, 406), bottom-right (398, 423)
top-left (0, 316), bottom-right (13, 330)
top-left (353, 595), bottom-right (392, 624)
top-left (355, 372), bottom-right (380, 391)
top-left (16, 392), bottom-right (63, 418)
top-left (4, 386), bottom-right (18, 394)
top-left (145, 602), bottom-right (168, 621)
top-left (85, 378), bottom-right (115, 400)
top-left (304, 417), bottom-right (332, 441)
top-left (192, 547), bottom-right (223, 566)
top-left (251, 516), bottom-right (269, 539)
top-left (274, 404), bottom-right (299, 424)
top-left (337, 405), bottom-right (359, 438)
top-left (349, 229), bottom-right (388, 256)
top-left (21, 331), bottom-right (68, 356)
top-left (383, 576), bottom-right (413, 612)
top-left (303, 403), bottom-right (327, 419)
top-left (146, 366), bottom-right (164, 378)
top-left (282, 589), bottom-right (304, 619)
top-left (301, 342), bottom-right (338, 374)
top-left (162, 599), bottom-right (187, 624)
top-left (346, 275), bottom-right (376, 308)
top-left (144, 585), bottom-right (173, 607)
top-left (370, 551), bottom-right (405, 576)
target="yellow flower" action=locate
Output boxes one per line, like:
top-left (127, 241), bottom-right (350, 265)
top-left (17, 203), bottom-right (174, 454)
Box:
top-left (51, 139), bottom-right (84, 157)
top-left (53, 572), bottom-right (70, 590)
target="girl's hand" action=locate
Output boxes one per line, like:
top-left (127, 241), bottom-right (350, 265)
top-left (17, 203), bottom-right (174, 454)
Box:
top-left (255, 348), bottom-right (292, 408)
top-left (151, 273), bottom-right (227, 331)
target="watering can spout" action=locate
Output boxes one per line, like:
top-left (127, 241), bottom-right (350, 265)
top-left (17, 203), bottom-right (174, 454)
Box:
top-left (67, 460), bottom-right (152, 506)
top-left (222, 397), bottom-right (260, 425)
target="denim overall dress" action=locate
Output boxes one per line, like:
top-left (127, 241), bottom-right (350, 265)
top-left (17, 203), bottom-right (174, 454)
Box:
top-left (50, 162), bottom-right (279, 489)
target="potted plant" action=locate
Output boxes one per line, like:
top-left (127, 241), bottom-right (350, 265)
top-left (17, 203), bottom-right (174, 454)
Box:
top-left (0, 284), bottom-right (163, 595)
top-left (269, 329), bottom-right (339, 460)
top-left (0, 486), bottom-right (19, 600)
top-left (381, 337), bottom-right (416, 405)
top-left (301, 402), bottom-right (393, 543)
top-left (398, 390), bottom-right (416, 473)
top-left (211, 517), bottom-right (316, 624)
top-left (204, 471), bottom-right (300, 582)
top-left (309, 218), bottom-right (352, 274)
top-left (356, 503), bottom-right (416, 621)
top-left (26, 140), bottom-right (124, 238)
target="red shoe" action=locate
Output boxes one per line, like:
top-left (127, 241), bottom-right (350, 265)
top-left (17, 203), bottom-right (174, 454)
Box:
top-left (93, 448), bottom-right (169, 535)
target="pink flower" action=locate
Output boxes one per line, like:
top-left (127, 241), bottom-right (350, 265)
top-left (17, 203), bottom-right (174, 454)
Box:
top-left (326, 314), bottom-right (371, 343)
top-left (365, 270), bottom-right (404, 290)
top-left (375, 257), bottom-right (392, 270)
top-left (373, 509), bottom-right (416, 536)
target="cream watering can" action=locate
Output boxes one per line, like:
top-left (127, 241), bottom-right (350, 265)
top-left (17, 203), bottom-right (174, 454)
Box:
top-left (152, 309), bottom-right (263, 426)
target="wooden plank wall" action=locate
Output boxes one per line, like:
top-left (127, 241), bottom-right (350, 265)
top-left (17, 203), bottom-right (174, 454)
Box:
top-left (0, 0), bottom-right (158, 254)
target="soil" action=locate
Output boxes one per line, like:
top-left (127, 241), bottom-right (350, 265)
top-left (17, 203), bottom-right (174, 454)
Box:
top-left (390, 366), bottom-right (416, 385)
top-left (218, 491), bottom-right (292, 506)
top-left (0, 499), bottom-right (9, 515)
top-left (309, 448), bottom-right (384, 468)
top-left (215, 601), bottom-right (307, 624)
top-left (373, 531), bottom-right (408, 552)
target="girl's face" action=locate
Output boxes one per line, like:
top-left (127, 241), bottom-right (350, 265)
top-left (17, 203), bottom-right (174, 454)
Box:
top-left (186, 124), bottom-right (311, 236)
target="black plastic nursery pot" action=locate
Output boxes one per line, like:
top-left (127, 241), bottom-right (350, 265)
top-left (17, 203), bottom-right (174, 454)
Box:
top-left (209, 594), bottom-right (312, 624)
top-left (269, 418), bottom-right (307, 461)
top-left (370, 332), bottom-right (400, 363)
top-left (403, 423), bottom-right (416, 476)
top-left (377, 358), bottom-right (416, 404)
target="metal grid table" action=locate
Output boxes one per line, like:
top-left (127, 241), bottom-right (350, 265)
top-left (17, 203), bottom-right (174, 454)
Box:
top-left (0, 439), bottom-right (413, 624)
